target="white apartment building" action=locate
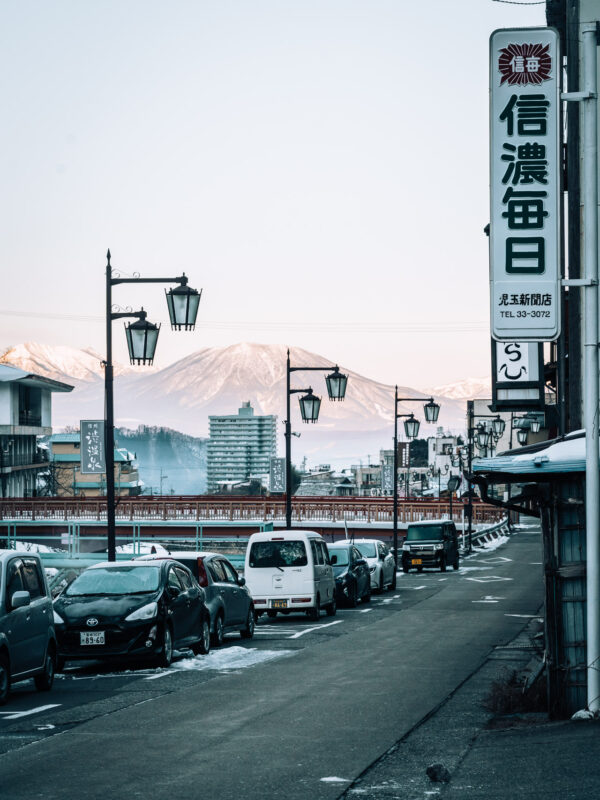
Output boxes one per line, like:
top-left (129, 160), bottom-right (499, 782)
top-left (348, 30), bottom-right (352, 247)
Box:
top-left (207, 402), bottom-right (276, 493)
top-left (0, 364), bottom-right (73, 497)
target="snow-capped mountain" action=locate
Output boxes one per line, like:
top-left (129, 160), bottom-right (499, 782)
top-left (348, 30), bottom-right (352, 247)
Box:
top-left (0, 342), bottom-right (137, 384)
top-left (0, 342), bottom-right (470, 464)
top-left (425, 377), bottom-right (491, 401)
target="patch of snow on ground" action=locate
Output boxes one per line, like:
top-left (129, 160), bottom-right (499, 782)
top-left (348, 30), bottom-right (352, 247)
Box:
top-left (167, 646), bottom-right (293, 673)
top-left (116, 542), bottom-right (170, 555)
top-left (320, 777), bottom-right (351, 783)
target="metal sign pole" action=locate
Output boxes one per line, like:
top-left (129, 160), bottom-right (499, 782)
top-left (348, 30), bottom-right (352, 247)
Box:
top-left (582, 23), bottom-right (600, 713)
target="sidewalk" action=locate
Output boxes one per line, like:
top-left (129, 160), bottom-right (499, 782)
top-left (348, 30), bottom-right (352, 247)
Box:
top-left (342, 616), bottom-right (600, 800)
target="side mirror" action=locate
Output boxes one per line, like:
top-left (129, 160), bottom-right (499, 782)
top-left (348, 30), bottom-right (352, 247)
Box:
top-left (11, 590), bottom-right (31, 610)
top-left (330, 555), bottom-right (338, 565)
top-left (168, 585), bottom-right (181, 598)
top-left (237, 576), bottom-right (246, 587)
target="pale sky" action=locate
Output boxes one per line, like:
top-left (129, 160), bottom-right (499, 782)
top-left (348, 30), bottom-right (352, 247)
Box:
top-left (1, 0), bottom-right (546, 389)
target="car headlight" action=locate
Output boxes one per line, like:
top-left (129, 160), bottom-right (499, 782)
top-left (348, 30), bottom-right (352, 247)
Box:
top-left (53, 609), bottom-right (65, 624)
top-left (435, 543), bottom-right (444, 550)
top-left (402, 544), bottom-right (411, 551)
top-left (125, 602), bottom-right (158, 622)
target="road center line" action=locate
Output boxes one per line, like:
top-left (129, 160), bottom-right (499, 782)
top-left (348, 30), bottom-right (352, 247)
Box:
top-left (289, 620), bottom-right (343, 639)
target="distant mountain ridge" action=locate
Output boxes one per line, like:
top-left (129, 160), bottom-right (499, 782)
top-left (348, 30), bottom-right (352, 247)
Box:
top-left (1, 342), bottom-right (482, 465)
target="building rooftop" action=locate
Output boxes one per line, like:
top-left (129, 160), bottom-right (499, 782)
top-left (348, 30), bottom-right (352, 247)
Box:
top-left (0, 364), bottom-right (73, 392)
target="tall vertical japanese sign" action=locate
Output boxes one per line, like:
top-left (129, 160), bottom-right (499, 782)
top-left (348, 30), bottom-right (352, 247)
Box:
top-left (490, 28), bottom-right (561, 341)
top-left (269, 457), bottom-right (286, 493)
top-left (80, 420), bottom-right (106, 474)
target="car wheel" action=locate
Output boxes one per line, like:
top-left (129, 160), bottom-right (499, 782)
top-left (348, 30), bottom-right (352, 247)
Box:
top-left (211, 614), bottom-right (225, 647)
top-left (192, 618), bottom-right (211, 655)
top-left (307, 595), bottom-right (320, 621)
top-left (325, 595), bottom-right (337, 617)
top-left (34, 646), bottom-right (55, 692)
top-left (402, 563), bottom-right (409, 574)
top-left (240, 608), bottom-right (255, 639)
top-left (378, 574), bottom-right (385, 594)
top-left (453, 556), bottom-right (460, 571)
top-left (157, 624), bottom-right (173, 667)
top-left (440, 555), bottom-right (447, 573)
top-left (348, 582), bottom-right (358, 608)
top-left (0, 654), bottom-right (10, 706)
top-left (266, 609), bottom-right (277, 619)
top-left (55, 657), bottom-right (65, 673)
top-left (417, 566), bottom-right (423, 573)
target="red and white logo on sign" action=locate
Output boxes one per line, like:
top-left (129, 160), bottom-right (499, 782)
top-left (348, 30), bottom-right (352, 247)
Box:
top-left (498, 43), bottom-right (552, 86)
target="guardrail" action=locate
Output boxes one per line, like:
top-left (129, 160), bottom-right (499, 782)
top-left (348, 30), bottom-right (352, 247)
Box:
top-left (461, 517), bottom-right (511, 552)
top-left (0, 496), bottom-right (504, 525)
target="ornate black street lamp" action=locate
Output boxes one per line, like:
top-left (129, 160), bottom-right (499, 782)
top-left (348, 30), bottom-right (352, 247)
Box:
top-left (285, 350), bottom-right (348, 528)
top-left (392, 389), bottom-right (441, 568)
top-left (104, 250), bottom-right (201, 561)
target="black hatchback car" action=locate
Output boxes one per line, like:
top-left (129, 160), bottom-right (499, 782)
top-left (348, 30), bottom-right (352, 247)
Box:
top-left (327, 543), bottom-right (371, 607)
top-left (53, 560), bottom-right (211, 668)
top-left (401, 521), bottom-right (460, 573)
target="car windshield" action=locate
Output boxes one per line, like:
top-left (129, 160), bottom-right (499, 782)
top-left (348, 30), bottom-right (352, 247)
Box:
top-left (249, 541), bottom-right (307, 568)
top-left (328, 548), bottom-right (350, 566)
top-left (65, 566), bottom-right (161, 596)
top-left (406, 525), bottom-right (444, 541)
top-left (355, 542), bottom-right (377, 558)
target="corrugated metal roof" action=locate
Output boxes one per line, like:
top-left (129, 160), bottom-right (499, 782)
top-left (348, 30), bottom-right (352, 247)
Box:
top-left (473, 431), bottom-right (586, 476)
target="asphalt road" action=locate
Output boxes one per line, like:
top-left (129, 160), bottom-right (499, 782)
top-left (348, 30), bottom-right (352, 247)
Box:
top-left (0, 528), bottom-right (544, 800)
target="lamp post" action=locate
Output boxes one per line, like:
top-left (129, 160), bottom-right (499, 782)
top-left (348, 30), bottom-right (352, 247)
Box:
top-left (392, 389), bottom-right (440, 568)
top-left (104, 250), bottom-right (201, 561)
top-left (464, 401), bottom-right (506, 553)
top-left (447, 474), bottom-right (461, 522)
top-left (284, 350), bottom-right (348, 528)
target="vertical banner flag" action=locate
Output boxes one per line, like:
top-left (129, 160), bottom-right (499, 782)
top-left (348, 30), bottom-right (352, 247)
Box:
top-left (80, 420), bottom-right (106, 474)
top-left (490, 28), bottom-right (560, 341)
top-left (381, 464), bottom-right (394, 494)
top-left (269, 457), bottom-right (286, 493)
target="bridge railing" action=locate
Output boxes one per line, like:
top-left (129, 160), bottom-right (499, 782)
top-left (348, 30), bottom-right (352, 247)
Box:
top-left (0, 496), bottom-right (503, 525)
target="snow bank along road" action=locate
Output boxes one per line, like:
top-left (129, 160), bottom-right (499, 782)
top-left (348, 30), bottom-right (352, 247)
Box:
top-left (0, 528), bottom-right (544, 800)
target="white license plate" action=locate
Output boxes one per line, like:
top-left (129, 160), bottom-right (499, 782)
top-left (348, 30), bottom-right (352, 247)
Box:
top-left (80, 631), bottom-right (105, 645)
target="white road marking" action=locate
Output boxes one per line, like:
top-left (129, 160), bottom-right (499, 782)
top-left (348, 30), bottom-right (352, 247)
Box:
top-left (482, 556), bottom-right (512, 564)
top-left (360, 608), bottom-right (372, 614)
top-left (505, 614), bottom-right (542, 618)
top-left (393, 595), bottom-right (400, 598)
top-left (466, 575), bottom-right (513, 583)
top-left (0, 704), bottom-right (61, 720)
top-left (289, 620), bottom-right (343, 639)
top-left (473, 600), bottom-right (498, 603)
top-left (145, 671), bottom-right (174, 681)
top-left (321, 777), bottom-right (351, 783)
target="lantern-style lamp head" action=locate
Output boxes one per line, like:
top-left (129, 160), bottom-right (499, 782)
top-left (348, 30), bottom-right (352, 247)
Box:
top-left (125, 311), bottom-right (160, 365)
top-left (492, 416), bottom-right (506, 437)
top-left (299, 389), bottom-right (321, 423)
top-left (325, 367), bottom-right (348, 401)
top-left (517, 429), bottom-right (528, 445)
top-left (530, 418), bottom-right (541, 434)
top-left (448, 475), bottom-right (461, 493)
top-left (476, 427), bottom-right (492, 449)
top-left (404, 414), bottom-right (420, 439)
top-left (424, 399), bottom-right (440, 423)
top-left (165, 276), bottom-right (201, 330)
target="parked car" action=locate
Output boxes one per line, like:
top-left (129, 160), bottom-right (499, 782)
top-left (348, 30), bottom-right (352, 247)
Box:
top-left (245, 530), bottom-right (336, 621)
top-left (138, 551), bottom-right (255, 645)
top-left (327, 542), bottom-right (371, 607)
top-left (348, 538), bottom-right (396, 592)
top-left (53, 560), bottom-right (211, 668)
top-left (0, 551), bottom-right (57, 704)
top-left (401, 521), bottom-right (460, 573)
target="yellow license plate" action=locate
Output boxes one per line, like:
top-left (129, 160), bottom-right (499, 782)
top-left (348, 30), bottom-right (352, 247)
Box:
top-left (272, 600), bottom-right (288, 608)
top-left (411, 559), bottom-right (422, 565)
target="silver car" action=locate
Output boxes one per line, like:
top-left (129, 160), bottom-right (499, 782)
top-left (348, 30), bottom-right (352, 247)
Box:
top-left (0, 551), bottom-right (57, 704)
top-left (346, 539), bottom-right (397, 592)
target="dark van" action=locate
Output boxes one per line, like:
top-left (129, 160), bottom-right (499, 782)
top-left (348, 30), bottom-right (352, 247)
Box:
top-left (401, 521), bottom-right (460, 573)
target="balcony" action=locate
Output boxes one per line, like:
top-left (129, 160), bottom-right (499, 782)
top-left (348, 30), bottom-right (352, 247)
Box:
top-left (18, 411), bottom-right (42, 427)
top-left (0, 452), bottom-right (49, 470)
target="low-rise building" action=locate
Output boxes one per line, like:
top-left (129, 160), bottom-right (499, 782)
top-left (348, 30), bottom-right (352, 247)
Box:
top-left (0, 364), bottom-right (73, 497)
top-left (50, 433), bottom-right (143, 497)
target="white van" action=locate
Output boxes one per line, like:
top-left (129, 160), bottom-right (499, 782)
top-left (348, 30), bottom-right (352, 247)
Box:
top-left (244, 530), bottom-right (336, 621)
